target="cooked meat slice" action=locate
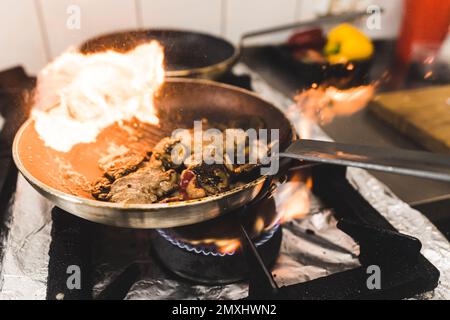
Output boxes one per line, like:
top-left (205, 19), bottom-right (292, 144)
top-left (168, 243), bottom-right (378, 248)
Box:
top-left (185, 176), bottom-right (207, 199)
top-left (181, 164), bottom-right (229, 196)
top-left (179, 169), bottom-right (207, 199)
top-left (110, 187), bottom-right (158, 204)
top-left (91, 177), bottom-right (112, 201)
top-left (148, 137), bottom-right (184, 170)
top-left (108, 167), bottom-right (178, 204)
top-left (99, 151), bottom-right (147, 181)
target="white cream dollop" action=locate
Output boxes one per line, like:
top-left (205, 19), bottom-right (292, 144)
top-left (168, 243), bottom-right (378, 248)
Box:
top-left (32, 42), bottom-right (165, 152)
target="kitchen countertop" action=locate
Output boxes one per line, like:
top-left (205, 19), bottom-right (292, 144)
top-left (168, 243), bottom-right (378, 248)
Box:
top-left (241, 42), bottom-right (450, 237)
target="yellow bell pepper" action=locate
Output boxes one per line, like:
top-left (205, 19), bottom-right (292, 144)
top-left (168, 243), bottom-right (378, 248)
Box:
top-left (324, 23), bottom-right (374, 64)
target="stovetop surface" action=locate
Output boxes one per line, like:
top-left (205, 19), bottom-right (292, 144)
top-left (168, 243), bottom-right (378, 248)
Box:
top-left (0, 64), bottom-right (449, 300)
top-left (47, 165), bottom-right (363, 300)
top-left (43, 164), bottom-right (441, 300)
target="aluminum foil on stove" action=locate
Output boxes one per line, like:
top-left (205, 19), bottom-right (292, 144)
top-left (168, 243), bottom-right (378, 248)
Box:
top-left (0, 175), bottom-right (52, 299)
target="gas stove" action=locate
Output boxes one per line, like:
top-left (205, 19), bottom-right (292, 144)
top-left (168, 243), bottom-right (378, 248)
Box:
top-left (0, 64), bottom-right (449, 300)
top-left (42, 164), bottom-right (439, 300)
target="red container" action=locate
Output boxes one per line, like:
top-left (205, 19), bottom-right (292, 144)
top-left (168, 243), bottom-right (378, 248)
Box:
top-left (396, 0), bottom-right (450, 63)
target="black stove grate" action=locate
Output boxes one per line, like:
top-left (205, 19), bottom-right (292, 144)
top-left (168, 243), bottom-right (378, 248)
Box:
top-left (242, 165), bottom-right (439, 299)
top-left (43, 164), bottom-right (440, 300)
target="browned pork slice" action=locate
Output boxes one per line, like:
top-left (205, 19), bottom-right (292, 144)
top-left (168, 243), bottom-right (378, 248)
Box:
top-left (91, 177), bottom-right (113, 201)
top-left (108, 166), bottom-right (178, 204)
top-left (148, 137), bottom-right (185, 170)
top-left (179, 163), bottom-right (230, 200)
top-left (99, 150), bottom-right (147, 181)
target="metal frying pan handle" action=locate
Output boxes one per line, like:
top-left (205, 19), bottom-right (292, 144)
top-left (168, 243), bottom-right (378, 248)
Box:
top-left (280, 139), bottom-right (450, 182)
top-left (238, 9), bottom-right (373, 51)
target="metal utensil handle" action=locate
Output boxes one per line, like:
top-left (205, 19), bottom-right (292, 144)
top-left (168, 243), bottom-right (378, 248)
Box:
top-left (238, 10), bottom-right (371, 49)
top-left (280, 139), bottom-right (450, 182)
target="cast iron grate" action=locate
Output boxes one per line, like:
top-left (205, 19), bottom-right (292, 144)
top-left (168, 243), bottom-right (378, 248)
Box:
top-left (44, 164), bottom-right (440, 300)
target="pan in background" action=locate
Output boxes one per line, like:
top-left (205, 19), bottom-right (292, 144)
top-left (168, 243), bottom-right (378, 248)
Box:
top-left (80, 29), bottom-right (240, 79)
top-left (270, 44), bottom-right (372, 88)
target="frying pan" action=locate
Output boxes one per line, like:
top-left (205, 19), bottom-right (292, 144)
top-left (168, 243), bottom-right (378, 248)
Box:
top-left (13, 78), bottom-right (450, 229)
top-left (79, 11), bottom-right (371, 79)
top-left (13, 79), bottom-right (295, 229)
top-left (80, 29), bottom-right (239, 79)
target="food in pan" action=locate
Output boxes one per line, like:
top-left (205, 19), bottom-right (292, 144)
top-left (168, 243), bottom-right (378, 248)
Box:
top-left (91, 119), bottom-right (269, 204)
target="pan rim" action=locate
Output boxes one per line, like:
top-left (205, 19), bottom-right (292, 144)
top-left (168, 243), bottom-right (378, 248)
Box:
top-left (12, 78), bottom-right (295, 212)
top-left (79, 28), bottom-right (241, 79)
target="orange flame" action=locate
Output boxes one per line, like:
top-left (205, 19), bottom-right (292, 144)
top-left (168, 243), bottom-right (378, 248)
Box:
top-left (275, 173), bottom-right (313, 223)
top-left (292, 84), bottom-right (375, 125)
top-left (186, 237), bottom-right (241, 255)
top-left (32, 42), bottom-right (165, 152)
top-left (177, 170), bottom-right (314, 253)
top-left (218, 240), bottom-right (241, 254)
top-left (182, 216), bottom-right (275, 255)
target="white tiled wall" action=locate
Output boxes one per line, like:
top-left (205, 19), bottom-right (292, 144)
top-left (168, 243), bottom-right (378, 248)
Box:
top-left (139, 0), bottom-right (223, 35)
top-left (0, 0), bottom-right (404, 75)
top-left (38, 0), bottom-right (138, 59)
top-left (225, 0), bottom-right (298, 44)
top-left (0, 0), bottom-right (48, 74)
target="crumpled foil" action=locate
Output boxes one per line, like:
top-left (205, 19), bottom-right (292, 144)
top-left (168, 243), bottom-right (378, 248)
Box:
top-left (1, 63), bottom-right (449, 300)
top-left (0, 175), bottom-right (52, 299)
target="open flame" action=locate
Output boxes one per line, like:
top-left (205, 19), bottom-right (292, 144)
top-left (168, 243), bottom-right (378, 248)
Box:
top-left (176, 170), bottom-right (314, 255)
top-left (218, 239), bottom-right (241, 255)
top-left (32, 41), bottom-right (165, 152)
top-left (189, 237), bottom-right (242, 255)
top-left (275, 174), bottom-right (313, 224)
top-left (292, 84), bottom-right (375, 125)
top-left (173, 217), bottom-right (277, 255)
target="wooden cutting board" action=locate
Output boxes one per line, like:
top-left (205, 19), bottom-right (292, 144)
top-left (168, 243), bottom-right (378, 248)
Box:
top-left (370, 85), bottom-right (450, 154)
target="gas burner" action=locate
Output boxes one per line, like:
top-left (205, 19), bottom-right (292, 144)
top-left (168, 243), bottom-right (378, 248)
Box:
top-left (156, 223), bottom-right (281, 257)
top-left (152, 223), bottom-right (282, 285)
top-left (150, 182), bottom-right (282, 284)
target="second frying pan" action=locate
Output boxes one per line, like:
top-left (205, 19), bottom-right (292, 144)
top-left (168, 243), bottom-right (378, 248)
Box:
top-left (80, 29), bottom-right (240, 79)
